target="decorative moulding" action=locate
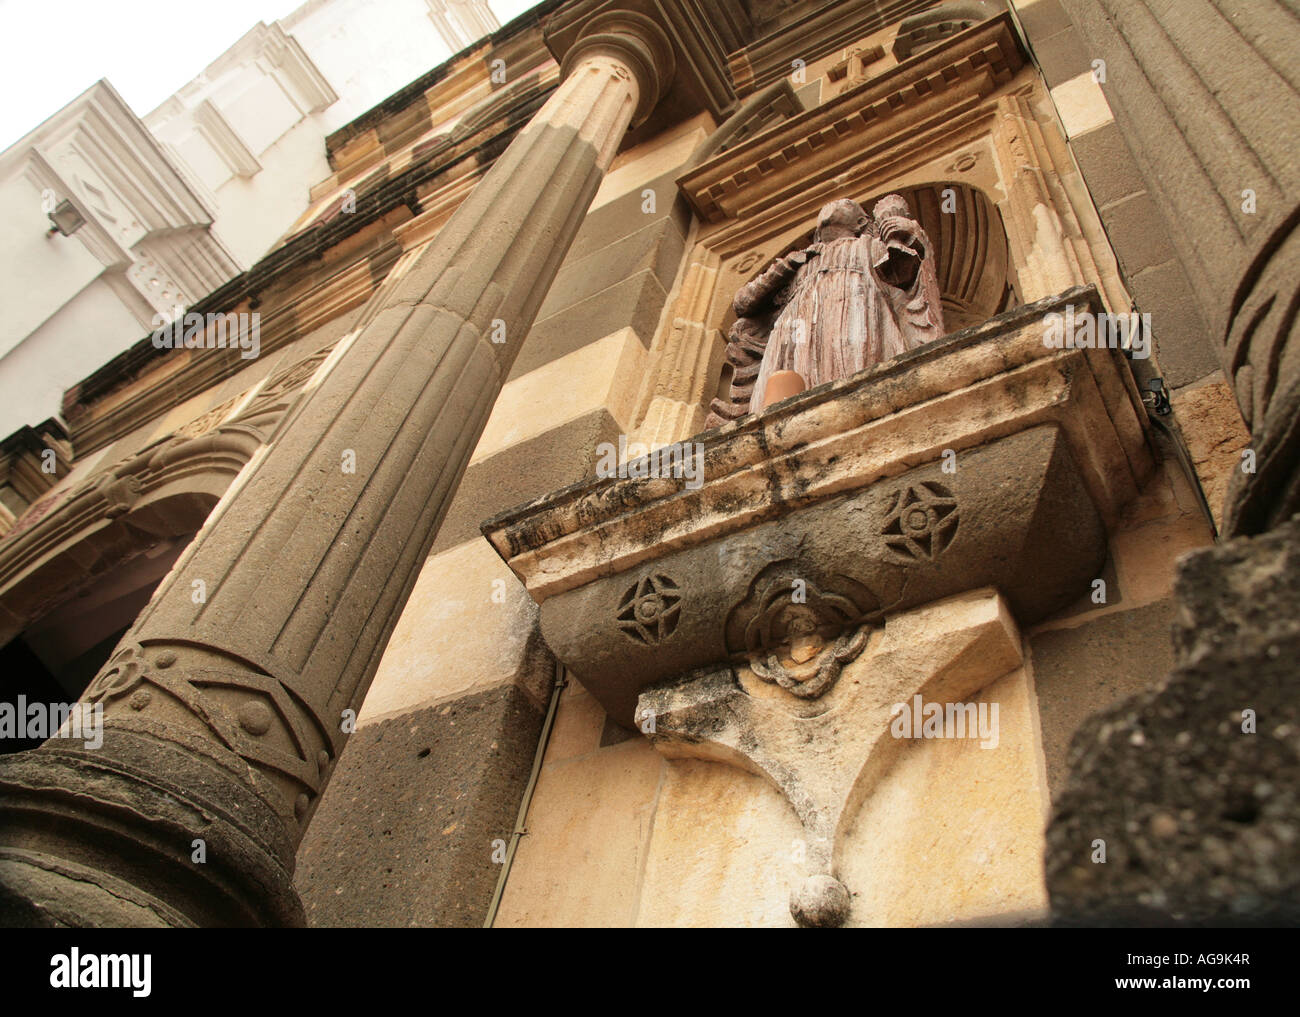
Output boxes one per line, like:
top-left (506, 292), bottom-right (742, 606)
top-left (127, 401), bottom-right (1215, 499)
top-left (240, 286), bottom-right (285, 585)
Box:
top-left (641, 587), bottom-right (1023, 926)
top-left (21, 151), bottom-right (129, 270)
top-left (727, 0), bottom-right (932, 98)
top-left (678, 12), bottom-right (1025, 224)
top-left (4, 81), bottom-right (218, 236)
top-left (208, 21), bottom-right (337, 116)
top-left (193, 100), bottom-right (262, 179)
top-left (677, 78), bottom-right (805, 174)
top-left (9, 82), bottom-right (240, 321)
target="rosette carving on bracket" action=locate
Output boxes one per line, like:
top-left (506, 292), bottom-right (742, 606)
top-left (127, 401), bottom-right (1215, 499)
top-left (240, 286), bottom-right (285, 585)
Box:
top-left (617, 573), bottom-right (681, 644)
top-left (880, 481), bottom-right (958, 562)
top-left (749, 623), bottom-right (872, 699)
top-left (725, 561), bottom-right (900, 700)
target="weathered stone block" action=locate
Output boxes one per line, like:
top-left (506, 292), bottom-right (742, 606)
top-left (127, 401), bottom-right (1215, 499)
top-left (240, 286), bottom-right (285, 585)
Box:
top-left (295, 684), bottom-right (545, 928)
top-left (1030, 599), bottom-right (1176, 800)
top-left (1069, 122), bottom-right (1144, 210)
top-left (1046, 515), bottom-right (1300, 925)
top-left (508, 268), bottom-right (669, 379)
top-left (537, 214), bottom-right (685, 319)
top-left (1126, 260), bottom-right (1221, 387)
top-left (1030, 27), bottom-right (1094, 88)
top-left (433, 407), bottom-right (623, 554)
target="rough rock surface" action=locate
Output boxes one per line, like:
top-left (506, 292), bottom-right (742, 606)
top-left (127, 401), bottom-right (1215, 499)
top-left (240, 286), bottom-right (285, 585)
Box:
top-left (1047, 515), bottom-right (1300, 925)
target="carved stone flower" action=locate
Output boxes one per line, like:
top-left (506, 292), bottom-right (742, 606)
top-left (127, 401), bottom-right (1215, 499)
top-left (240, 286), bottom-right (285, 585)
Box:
top-left (617, 574), bottom-right (681, 644)
top-left (881, 482), bottom-right (958, 561)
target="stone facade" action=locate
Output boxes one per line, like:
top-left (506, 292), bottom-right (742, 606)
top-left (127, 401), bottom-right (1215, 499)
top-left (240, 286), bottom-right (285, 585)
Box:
top-left (0, 0), bottom-right (1292, 928)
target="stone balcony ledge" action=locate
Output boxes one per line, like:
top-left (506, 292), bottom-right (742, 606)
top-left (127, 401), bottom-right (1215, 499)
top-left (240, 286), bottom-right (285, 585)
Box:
top-left (483, 285), bottom-right (1154, 723)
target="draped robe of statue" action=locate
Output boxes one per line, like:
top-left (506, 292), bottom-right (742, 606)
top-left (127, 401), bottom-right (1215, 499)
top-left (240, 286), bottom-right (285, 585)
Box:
top-left (705, 195), bottom-right (945, 424)
top-left (869, 193), bottom-right (946, 359)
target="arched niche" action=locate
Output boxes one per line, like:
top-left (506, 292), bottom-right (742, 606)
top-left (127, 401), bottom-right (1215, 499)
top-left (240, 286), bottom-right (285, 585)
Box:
top-left (0, 533), bottom-right (192, 751)
top-left (0, 328), bottom-right (347, 655)
top-left (868, 182), bottom-right (1015, 332)
top-left (0, 423), bottom-right (268, 752)
top-left (720, 181), bottom-right (1014, 335)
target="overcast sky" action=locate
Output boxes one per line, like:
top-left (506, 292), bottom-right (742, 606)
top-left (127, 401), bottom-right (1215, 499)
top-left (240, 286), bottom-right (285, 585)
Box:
top-left (0, 0), bottom-right (540, 151)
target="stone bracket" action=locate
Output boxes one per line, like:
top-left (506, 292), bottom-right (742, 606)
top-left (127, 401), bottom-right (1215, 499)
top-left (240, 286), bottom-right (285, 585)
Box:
top-left (639, 587), bottom-right (1023, 926)
top-left (484, 287), bottom-right (1150, 727)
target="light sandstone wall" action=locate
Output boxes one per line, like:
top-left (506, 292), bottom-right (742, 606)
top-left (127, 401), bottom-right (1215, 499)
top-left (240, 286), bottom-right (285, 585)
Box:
top-left (1029, 458), bottom-right (1217, 802)
top-left (491, 7), bottom-right (1249, 927)
top-left (292, 112), bottom-right (709, 927)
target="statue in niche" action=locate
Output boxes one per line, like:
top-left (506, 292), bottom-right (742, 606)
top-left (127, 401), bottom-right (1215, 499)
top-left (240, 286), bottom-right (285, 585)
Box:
top-left (707, 194), bottom-right (945, 426)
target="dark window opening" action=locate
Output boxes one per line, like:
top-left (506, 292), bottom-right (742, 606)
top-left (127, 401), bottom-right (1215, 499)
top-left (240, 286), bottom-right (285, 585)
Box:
top-left (0, 536), bottom-right (189, 754)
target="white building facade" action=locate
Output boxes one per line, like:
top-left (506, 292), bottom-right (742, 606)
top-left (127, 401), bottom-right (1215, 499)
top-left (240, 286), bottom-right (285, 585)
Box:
top-left (0, 0), bottom-right (505, 439)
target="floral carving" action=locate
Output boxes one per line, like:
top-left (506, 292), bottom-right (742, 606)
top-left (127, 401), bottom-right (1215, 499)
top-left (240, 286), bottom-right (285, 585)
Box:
top-left (749, 621), bottom-right (872, 699)
top-left (83, 644), bottom-right (148, 703)
top-left (175, 392), bottom-right (246, 438)
top-left (617, 574), bottom-right (681, 644)
top-left (881, 482), bottom-right (958, 561)
top-left (724, 562), bottom-right (888, 656)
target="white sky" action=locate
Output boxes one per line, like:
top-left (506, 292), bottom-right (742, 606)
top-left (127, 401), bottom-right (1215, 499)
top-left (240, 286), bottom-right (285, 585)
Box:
top-left (0, 0), bottom-right (541, 151)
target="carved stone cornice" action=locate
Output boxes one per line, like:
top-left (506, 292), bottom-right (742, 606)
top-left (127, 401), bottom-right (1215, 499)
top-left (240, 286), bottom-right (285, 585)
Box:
top-left (487, 286), bottom-right (1150, 596)
top-left (892, 0), bottom-right (1004, 60)
top-left (677, 78), bottom-right (804, 173)
top-left (678, 12), bottom-right (1025, 224)
top-left (0, 422), bottom-right (73, 512)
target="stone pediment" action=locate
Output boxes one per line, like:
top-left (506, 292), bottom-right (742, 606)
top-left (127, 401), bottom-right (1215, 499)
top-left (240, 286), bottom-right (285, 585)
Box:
top-left (677, 12), bottom-right (1025, 223)
top-left (483, 286), bottom-right (1153, 724)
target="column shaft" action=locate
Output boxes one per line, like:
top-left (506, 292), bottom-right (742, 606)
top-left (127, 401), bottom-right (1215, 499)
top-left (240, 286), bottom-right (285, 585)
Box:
top-left (0, 47), bottom-right (649, 927)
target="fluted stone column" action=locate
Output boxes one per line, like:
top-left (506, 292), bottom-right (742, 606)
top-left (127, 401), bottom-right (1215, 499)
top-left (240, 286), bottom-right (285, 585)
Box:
top-left (1052, 0), bottom-right (1300, 535)
top-left (0, 15), bottom-right (674, 927)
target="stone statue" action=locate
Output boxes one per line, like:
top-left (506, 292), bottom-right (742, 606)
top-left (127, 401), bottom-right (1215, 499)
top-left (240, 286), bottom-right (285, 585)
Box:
top-left (707, 194), bottom-right (945, 425)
